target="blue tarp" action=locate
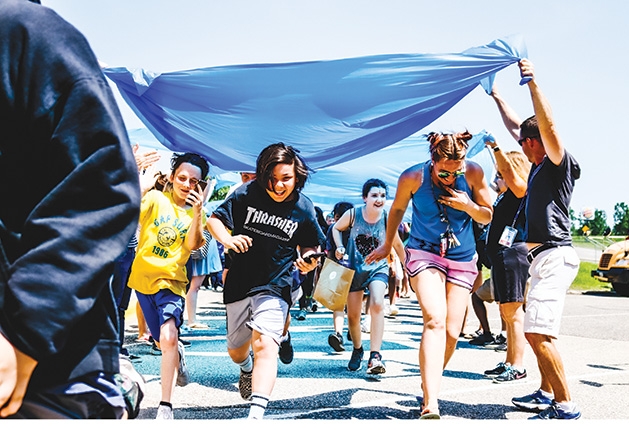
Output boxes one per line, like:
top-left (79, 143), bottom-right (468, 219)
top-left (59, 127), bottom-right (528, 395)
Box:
top-left (105, 35), bottom-right (527, 172)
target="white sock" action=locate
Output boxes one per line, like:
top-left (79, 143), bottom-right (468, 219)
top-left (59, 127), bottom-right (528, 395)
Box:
top-left (237, 354), bottom-right (253, 373)
top-left (247, 393), bottom-right (269, 419)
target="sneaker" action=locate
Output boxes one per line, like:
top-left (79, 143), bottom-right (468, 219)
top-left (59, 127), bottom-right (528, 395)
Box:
top-left (176, 341), bottom-right (190, 386)
top-left (387, 304), bottom-right (399, 317)
top-left (328, 332), bottom-right (345, 352)
top-left (278, 332), bottom-right (294, 364)
top-left (484, 362), bottom-right (508, 378)
top-left (469, 332), bottom-right (495, 346)
top-left (179, 338), bottom-right (191, 347)
top-left (366, 352), bottom-right (386, 375)
top-left (485, 333), bottom-right (507, 349)
top-left (239, 369), bottom-right (253, 401)
top-left (155, 404), bottom-right (173, 420)
top-left (150, 344), bottom-right (162, 356)
top-left (493, 366), bottom-right (527, 383)
top-left (361, 315), bottom-right (371, 333)
top-left (347, 346), bottom-right (364, 371)
top-left (463, 329), bottom-right (483, 339)
top-left (295, 309), bottom-right (307, 321)
top-left (512, 389), bottom-right (554, 412)
top-left (529, 401), bottom-right (581, 420)
top-left (494, 342), bottom-right (508, 352)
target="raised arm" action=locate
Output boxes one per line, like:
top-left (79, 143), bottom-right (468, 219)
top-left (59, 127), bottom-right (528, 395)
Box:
top-left (520, 59), bottom-right (565, 165)
top-left (484, 138), bottom-right (528, 198)
top-left (490, 85), bottom-right (522, 142)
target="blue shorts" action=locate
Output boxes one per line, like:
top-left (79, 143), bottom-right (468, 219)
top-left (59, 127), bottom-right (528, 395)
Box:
top-left (136, 288), bottom-right (184, 343)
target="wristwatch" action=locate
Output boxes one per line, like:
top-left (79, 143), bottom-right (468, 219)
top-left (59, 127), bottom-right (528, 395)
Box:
top-left (492, 146), bottom-right (501, 152)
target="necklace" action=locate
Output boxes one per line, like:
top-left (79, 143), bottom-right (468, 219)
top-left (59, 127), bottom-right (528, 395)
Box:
top-left (429, 162), bottom-right (460, 257)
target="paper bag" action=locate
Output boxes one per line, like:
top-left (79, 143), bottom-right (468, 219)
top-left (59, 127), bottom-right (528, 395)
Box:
top-left (313, 257), bottom-right (354, 312)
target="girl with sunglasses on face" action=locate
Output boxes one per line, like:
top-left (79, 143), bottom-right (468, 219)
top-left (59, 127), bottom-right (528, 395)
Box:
top-left (366, 131), bottom-right (493, 419)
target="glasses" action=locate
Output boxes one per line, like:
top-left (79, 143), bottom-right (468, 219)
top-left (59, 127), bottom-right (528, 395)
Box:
top-left (437, 169), bottom-right (465, 179)
top-left (175, 175), bottom-right (204, 189)
top-left (518, 135), bottom-right (538, 146)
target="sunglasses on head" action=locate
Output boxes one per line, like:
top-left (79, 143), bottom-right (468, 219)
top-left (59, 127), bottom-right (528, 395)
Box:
top-left (437, 169), bottom-right (465, 179)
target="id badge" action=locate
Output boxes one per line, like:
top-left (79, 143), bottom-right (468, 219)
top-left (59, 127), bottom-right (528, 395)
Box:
top-left (498, 226), bottom-right (517, 247)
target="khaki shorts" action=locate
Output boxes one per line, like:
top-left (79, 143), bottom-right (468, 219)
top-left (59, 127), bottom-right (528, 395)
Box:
top-left (524, 246), bottom-right (579, 338)
top-left (225, 293), bottom-right (291, 350)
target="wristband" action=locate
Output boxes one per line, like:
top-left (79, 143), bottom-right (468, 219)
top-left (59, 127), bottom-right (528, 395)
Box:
top-left (336, 246), bottom-right (345, 253)
top-left (493, 146), bottom-right (501, 152)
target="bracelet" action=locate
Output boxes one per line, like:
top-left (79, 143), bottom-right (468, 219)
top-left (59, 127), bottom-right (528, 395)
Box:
top-left (493, 146), bottom-right (501, 152)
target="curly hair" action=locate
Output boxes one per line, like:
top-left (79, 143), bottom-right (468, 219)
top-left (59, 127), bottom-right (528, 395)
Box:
top-left (427, 131), bottom-right (472, 162)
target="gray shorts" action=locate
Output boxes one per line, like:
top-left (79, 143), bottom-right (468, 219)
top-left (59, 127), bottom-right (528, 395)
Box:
top-left (225, 292), bottom-right (296, 350)
top-left (524, 246), bottom-right (579, 338)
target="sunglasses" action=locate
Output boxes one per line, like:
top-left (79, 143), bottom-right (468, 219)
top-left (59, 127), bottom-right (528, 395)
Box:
top-left (437, 169), bottom-right (465, 179)
top-left (518, 135), bottom-right (539, 146)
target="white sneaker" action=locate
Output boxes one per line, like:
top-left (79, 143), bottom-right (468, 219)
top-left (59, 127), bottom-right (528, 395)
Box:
top-left (155, 404), bottom-right (173, 419)
top-left (361, 315), bottom-right (371, 333)
top-left (388, 304), bottom-right (399, 316)
top-left (176, 341), bottom-right (190, 386)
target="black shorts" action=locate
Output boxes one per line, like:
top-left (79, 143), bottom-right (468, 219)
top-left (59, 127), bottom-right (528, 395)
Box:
top-left (490, 242), bottom-right (529, 304)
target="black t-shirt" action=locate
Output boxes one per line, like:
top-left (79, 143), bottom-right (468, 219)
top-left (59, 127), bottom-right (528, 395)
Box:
top-left (213, 181), bottom-right (325, 304)
top-left (525, 151), bottom-right (580, 246)
top-left (486, 189), bottom-right (526, 260)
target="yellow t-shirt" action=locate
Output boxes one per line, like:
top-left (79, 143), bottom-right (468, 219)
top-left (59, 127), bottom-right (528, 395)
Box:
top-left (129, 190), bottom-right (205, 297)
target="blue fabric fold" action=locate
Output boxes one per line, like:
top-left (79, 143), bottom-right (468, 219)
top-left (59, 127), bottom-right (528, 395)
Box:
top-left (105, 35), bottom-right (526, 172)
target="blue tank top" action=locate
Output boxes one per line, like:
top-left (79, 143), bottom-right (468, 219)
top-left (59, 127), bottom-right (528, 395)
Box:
top-left (407, 161), bottom-right (476, 261)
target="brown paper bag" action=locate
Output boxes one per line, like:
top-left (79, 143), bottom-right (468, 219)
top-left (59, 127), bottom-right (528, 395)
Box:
top-left (313, 257), bottom-right (355, 312)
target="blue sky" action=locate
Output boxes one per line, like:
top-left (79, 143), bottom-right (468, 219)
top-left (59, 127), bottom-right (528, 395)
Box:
top-left (43, 0), bottom-right (628, 226)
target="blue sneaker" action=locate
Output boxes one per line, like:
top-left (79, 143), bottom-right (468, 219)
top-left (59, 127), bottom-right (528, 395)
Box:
top-left (529, 402), bottom-right (581, 420)
top-left (347, 346), bottom-right (364, 371)
top-left (512, 389), bottom-right (554, 412)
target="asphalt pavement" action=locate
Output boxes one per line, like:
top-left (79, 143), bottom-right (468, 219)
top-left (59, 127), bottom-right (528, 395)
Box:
top-left (122, 282), bottom-right (629, 423)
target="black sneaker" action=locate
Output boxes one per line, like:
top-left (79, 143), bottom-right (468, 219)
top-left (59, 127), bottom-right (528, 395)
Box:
top-left (239, 369), bottom-right (253, 401)
top-left (278, 332), bottom-right (294, 364)
top-left (366, 352), bottom-right (386, 375)
top-left (493, 366), bottom-right (527, 383)
top-left (328, 332), bottom-right (345, 352)
top-left (347, 346), bottom-right (364, 371)
top-left (484, 362), bottom-right (508, 378)
top-left (469, 332), bottom-right (495, 346)
top-left (485, 333), bottom-right (507, 349)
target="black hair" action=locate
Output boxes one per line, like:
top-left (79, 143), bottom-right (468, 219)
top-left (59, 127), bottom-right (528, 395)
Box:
top-left (520, 115), bottom-right (540, 140)
top-left (333, 201), bottom-right (354, 218)
top-left (170, 152), bottom-right (210, 179)
top-left (256, 142), bottom-right (310, 193)
top-left (362, 178), bottom-right (388, 198)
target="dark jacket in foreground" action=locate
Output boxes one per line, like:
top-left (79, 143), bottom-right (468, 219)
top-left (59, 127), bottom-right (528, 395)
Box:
top-left (0, 0), bottom-right (141, 392)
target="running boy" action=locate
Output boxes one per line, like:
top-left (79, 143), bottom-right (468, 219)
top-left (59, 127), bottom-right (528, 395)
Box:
top-left (207, 142), bottom-right (325, 419)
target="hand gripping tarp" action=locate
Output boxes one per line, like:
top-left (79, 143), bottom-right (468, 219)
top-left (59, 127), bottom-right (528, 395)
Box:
top-left (104, 35), bottom-right (527, 172)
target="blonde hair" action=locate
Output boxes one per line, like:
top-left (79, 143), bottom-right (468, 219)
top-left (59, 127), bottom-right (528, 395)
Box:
top-left (505, 151), bottom-right (531, 182)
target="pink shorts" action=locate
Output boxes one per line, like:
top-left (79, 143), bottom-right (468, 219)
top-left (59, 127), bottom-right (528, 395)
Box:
top-left (405, 248), bottom-right (478, 291)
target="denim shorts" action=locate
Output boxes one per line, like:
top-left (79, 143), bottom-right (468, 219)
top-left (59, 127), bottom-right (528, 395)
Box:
top-left (135, 288), bottom-right (184, 343)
